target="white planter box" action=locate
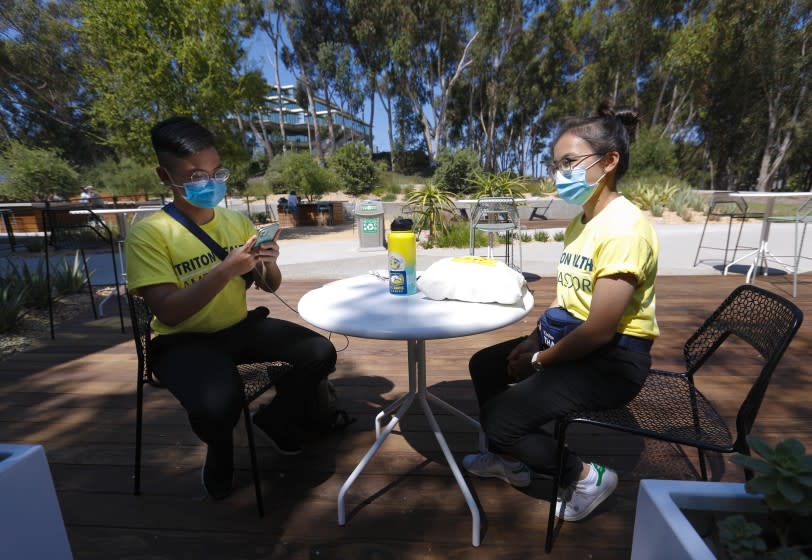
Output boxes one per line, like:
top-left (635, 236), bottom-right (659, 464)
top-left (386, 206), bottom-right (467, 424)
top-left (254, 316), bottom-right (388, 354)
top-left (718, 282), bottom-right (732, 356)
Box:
top-left (631, 479), bottom-right (766, 560)
top-left (0, 444), bottom-right (73, 560)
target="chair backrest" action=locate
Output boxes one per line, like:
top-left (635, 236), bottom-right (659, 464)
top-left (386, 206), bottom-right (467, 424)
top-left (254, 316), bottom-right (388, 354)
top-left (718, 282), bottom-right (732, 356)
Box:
top-left (682, 284), bottom-right (803, 450)
top-left (44, 203), bottom-right (115, 249)
top-left (707, 191), bottom-right (748, 216)
top-left (471, 197), bottom-right (520, 227)
top-left (128, 293), bottom-right (160, 387)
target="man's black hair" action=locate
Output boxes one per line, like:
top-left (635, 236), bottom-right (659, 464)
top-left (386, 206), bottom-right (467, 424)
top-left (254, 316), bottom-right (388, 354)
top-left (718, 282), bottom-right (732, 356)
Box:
top-left (151, 116), bottom-right (216, 161)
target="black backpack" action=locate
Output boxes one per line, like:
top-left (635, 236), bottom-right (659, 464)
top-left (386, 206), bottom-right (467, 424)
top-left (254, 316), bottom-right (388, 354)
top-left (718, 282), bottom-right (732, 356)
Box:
top-left (304, 379), bottom-right (355, 434)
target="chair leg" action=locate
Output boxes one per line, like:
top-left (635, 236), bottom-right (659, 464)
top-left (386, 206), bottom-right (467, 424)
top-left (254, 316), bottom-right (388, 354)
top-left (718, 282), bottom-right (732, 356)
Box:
top-left (692, 212), bottom-right (713, 266)
top-left (134, 380), bottom-right (144, 495)
top-left (698, 448), bottom-right (708, 481)
top-left (243, 403), bottom-right (265, 517)
top-left (545, 418), bottom-right (568, 553)
top-left (80, 248), bottom-right (99, 320)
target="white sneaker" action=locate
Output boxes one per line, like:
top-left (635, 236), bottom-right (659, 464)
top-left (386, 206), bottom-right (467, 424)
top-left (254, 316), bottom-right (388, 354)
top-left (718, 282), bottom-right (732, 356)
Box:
top-left (462, 451), bottom-right (532, 487)
top-left (555, 463), bottom-right (618, 521)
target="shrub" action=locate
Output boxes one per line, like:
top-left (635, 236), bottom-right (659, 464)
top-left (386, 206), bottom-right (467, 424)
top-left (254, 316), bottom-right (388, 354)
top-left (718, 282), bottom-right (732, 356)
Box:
top-left (0, 283), bottom-right (28, 333)
top-left (468, 170), bottom-right (528, 199)
top-left (52, 251), bottom-right (90, 295)
top-left (329, 142), bottom-right (378, 196)
top-left (432, 148), bottom-right (481, 194)
top-left (553, 231), bottom-right (565, 242)
top-left (534, 230), bottom-right (550, 242)
top-left (403, 180), bottom-right (458, 241)
top-left (0, 141), bottom-right (79, 201)
top-left (8, 258), bottom-right (51, 309)
top-left (430, 221), bottom-right (487, 248)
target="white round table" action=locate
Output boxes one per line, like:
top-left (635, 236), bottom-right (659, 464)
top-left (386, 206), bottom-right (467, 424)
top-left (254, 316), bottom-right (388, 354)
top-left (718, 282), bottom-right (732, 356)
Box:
top-left (298, 273), bottom-right (535, 547)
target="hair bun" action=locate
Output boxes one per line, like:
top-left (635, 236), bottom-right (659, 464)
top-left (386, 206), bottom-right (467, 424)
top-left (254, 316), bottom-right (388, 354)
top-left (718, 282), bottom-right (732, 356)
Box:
top-left (596, 100), bottom-right (640, 141)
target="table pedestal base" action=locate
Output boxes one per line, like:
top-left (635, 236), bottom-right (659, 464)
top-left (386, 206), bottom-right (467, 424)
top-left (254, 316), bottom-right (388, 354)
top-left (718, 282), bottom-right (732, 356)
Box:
top-left (337, 339), bottom-right (486, 547)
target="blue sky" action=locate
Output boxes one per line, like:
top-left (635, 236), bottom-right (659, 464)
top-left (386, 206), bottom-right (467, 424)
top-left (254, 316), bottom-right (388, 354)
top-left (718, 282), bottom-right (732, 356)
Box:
top-left (244, 31), bottom-right (393, 153)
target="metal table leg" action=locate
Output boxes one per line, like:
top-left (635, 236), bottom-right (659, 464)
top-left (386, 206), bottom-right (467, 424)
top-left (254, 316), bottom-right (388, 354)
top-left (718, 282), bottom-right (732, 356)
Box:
top-left (337, 338), bottom-right (483, 547)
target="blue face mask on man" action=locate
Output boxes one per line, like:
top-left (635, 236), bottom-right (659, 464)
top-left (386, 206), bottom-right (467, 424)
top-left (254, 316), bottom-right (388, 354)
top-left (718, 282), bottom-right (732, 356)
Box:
top-left (180, 178), bottom-right (227, 209)
top-left (554, 158), bottom-right (606, 206)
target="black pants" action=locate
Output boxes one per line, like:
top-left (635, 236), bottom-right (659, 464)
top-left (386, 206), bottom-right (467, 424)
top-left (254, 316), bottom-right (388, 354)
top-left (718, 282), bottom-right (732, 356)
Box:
top-left (150, 314), bottom-right (337, 450)
top-left (469, 336), bottom-right (649, 487)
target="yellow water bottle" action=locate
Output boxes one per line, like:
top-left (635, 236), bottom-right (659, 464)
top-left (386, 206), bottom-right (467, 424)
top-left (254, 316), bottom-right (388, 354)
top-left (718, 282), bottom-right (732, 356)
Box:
top-left (388, 217), bottom-right (416, 295)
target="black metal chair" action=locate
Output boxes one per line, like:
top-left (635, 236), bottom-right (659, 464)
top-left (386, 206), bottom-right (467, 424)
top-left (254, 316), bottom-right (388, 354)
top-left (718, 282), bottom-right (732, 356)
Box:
top-left (693, 191), bottom-right (763, 270)
top-left (544, 284), bottom-right (804, 552)
top-left (42, 202), bottom-right (125, 337)
top-left (129, 293), bottom-right (291, 517)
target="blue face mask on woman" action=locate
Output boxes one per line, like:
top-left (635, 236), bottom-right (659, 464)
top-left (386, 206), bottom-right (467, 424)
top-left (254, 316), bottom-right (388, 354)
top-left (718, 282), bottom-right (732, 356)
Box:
top-left (180, 179), bottom-right (227, 209)
top-left (554, 158), bottom-right (606, 206)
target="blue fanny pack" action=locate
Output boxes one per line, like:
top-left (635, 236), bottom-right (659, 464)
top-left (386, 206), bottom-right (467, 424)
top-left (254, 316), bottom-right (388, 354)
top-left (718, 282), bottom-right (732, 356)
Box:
top-left (538, 306), bottom-right (653, 353)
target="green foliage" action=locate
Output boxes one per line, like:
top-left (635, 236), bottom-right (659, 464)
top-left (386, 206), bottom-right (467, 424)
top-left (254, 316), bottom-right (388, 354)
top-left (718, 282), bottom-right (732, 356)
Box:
top-left (7, 258), bottom-right (51, 309)
top-left (628, 126), bottom-right (678, 179)
top-left (732, 437), bottom-right (812, 517)
top-left (534, 230), bottom-right (550, 242)
top-left (429, 221), bottom-right (486, 249)
top-left (469, 170), bottom-right (528, 199)
top-left (265, 152), bottom-right (339, 201)
top-left (0, 279), bottom-right (29, 333)
top-left (720, 436), bottom-right (812, 558)
top-left (553, 231), bottom-right (565, 242)
top-left (330, 142), bottom-right (379, 196)
top-left (526, 178), bottom-right (557, 196)
top-left (717, 515), bottom-right (768, 559)
top-left (621, 180), bottom-right (682, 211)
top-left (402, 180), bottom-right (458, 240)
top-left (52, 251), bottom-right (89, 295)
top-left (432, 148), bottom-right (482, 194)
top-left (83, 157), bottom-right (162, 196)
top-left (78, 0), bottom-right (258, 160)
top-left (0, 142), bottom-right (80, 201)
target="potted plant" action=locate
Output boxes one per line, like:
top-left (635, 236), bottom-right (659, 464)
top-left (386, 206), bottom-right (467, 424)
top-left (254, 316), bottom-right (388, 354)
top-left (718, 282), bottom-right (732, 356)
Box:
top-left (631, 436), bottom-right (812, 560)
top-left (717, 436), bottom-right (812, 559)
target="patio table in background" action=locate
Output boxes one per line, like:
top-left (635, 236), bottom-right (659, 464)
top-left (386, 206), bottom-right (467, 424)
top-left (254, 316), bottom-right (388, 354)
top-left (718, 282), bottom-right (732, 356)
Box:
top-left (298, 273), bottom-right (535, 547)
top-left (69, 206), bottom-right (161, 239)
top-left (723, 192), bottom-right (812, 285)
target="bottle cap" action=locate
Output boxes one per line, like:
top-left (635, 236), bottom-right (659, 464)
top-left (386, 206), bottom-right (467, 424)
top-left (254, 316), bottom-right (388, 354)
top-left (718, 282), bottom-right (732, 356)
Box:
top-left (390, 217), bottom-right (414, 232)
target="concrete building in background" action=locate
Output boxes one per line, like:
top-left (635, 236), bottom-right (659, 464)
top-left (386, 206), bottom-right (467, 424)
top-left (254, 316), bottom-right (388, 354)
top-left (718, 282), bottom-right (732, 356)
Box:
top-left (241, 85), bottom-right (372, 157)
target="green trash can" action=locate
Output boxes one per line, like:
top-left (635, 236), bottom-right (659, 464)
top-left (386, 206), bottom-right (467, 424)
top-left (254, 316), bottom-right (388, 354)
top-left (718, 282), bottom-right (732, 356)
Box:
top-left (356, 199), bottom-right (385, 251)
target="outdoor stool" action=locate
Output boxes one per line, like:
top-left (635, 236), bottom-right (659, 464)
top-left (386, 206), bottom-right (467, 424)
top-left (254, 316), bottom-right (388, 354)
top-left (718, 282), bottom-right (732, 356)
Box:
top-left (693, 191), bottom-right (763, 270)
top-left (765, 198), bottom-right (811, 297)
top-left (543, 284), bottom-right (803, 553)
top-left (129, 293), bottom-right (292, 517)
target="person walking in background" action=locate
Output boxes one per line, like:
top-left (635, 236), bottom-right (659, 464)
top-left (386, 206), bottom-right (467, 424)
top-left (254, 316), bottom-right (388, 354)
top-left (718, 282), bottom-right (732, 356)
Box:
top-left (125, 116), bottom-right (336, 500)
top-left (287, 190), bottom-right (299, 224)
top-left (79, 185), bottom-right (103, 206)
top-left (462, 101), bottom-right (659, 522)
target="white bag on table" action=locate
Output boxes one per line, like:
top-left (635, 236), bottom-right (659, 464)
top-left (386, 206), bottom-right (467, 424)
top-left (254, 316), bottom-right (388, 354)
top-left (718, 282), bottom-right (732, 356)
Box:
top-left (417, 256), bottom-right (527, 305)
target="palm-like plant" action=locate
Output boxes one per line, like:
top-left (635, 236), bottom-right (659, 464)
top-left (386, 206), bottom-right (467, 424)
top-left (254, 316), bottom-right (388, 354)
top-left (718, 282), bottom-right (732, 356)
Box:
top-left (468, 170), bottom-right (528, 199)
top-left (402, 180), bottom-right (457, 241)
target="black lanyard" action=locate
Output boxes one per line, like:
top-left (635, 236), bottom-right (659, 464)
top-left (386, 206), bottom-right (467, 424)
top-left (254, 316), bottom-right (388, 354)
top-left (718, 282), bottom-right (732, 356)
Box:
top-left (162, 203), bottom-right (253, 288)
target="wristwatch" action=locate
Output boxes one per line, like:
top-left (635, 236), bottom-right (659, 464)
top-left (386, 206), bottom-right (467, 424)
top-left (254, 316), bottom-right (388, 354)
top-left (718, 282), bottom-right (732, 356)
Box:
top-left (531, 351), bottom-right (544, 373)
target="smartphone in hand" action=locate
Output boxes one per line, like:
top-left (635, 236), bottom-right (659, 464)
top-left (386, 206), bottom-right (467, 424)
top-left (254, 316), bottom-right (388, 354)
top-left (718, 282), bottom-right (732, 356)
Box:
top-left (252, 223), bottom-right (279, 252)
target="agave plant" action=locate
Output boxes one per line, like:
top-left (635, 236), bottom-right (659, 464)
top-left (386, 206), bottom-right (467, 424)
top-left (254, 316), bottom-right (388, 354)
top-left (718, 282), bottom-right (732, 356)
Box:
top-left (52, 251), bottom-right (91, 295)
top-left (468, 170), bottom-right (528, 199)
top-left (402, 180), bottom-right (457, 241)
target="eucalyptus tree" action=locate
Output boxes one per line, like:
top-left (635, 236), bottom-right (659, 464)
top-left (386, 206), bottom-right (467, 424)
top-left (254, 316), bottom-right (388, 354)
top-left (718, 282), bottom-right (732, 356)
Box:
top-left (386, 0), bottom-right (479, 166)
top-left (79, 0), bottom-right (261, 161)
top-left (0, 0), bottom-right (106, 165)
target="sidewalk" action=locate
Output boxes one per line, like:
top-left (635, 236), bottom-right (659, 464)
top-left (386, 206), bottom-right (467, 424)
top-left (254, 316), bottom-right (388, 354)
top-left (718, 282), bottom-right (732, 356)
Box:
top-left (3, 221), bottom-right (806, 286)
top-left (276, 221), bottom-right (809, 281)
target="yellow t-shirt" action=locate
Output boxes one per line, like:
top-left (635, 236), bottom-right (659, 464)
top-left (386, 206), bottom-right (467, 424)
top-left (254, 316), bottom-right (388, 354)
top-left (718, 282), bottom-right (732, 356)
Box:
top-left (125, 207), bottom-right (256, 336)
top-left (557, 196), bottom-right (659, 339)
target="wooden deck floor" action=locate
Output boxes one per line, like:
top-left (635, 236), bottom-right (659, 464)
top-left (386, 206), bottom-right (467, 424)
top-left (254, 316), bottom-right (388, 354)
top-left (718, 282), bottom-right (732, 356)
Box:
top-left (1, 274), bottom-right (809, 559)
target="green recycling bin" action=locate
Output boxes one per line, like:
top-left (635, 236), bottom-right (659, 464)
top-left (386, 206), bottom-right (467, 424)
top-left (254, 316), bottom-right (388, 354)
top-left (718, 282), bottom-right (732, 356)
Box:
top-left (356, 199), bottom-right (385, 251)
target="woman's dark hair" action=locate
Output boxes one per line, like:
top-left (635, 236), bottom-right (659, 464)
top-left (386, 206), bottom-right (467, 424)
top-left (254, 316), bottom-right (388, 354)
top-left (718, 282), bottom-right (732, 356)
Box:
top-left (553, 100), bottom-right (640, 180)
top-left (151, 116), bottom-right (216, 163)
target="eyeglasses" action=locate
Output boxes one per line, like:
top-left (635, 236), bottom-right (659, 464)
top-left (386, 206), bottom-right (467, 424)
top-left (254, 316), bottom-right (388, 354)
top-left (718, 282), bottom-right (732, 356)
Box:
top-left (546, 153), bottom-right (603, 177)
top-left (184, 168), bottom-right (231, 184)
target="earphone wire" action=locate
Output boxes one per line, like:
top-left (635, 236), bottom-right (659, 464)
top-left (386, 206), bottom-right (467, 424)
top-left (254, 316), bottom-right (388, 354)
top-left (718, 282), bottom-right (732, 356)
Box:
top-left (271, 290), bottom-right (350, 352)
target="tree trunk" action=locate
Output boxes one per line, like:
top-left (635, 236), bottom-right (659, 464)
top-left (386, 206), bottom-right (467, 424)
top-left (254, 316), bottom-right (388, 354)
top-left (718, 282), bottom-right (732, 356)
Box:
top-left (255, 111), bottom-right (274, 159)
